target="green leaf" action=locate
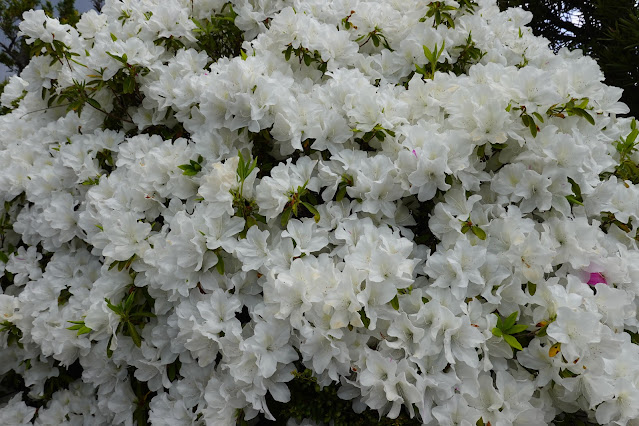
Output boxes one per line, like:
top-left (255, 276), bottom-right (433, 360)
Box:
top-left (505, 324), bottom-right (528, 334)
top-left (572, 108), bottom-right (595, 125)
top-left (124, 292), bottom-right (136, 311)
top-left (301, 201), bottom-right (320, 223)
top-left (215, 251), bottom-right (225, 275)
top-left (528, 282), bottom-right (537, 296)
top-left (127, 322), bottom-right (142, 347)
top-left (106, 335), bottom-right (114, 358)
top-left (358, 309), bottom-right (370, 328)
top-left (178, 164), bottom-right (199, 176)
top-left (503, 334), bottom-right (523, 350)
top-left (491, 327), bottom-right (503, 337)
top-left (0, 251), bottom-right (8, 263)
top-left (123, 77), bottom-right (135, 94)
top-left (390, 295), bottom-right (399, 310)
top-left (105, 298), bottom-right (122, 315)
top-left (503, 312), bottom-right (518, 331)
top-left (461, 223), bottom-right (471, 234)
top-left (336, 184), bottom-right (347, 202)
top-left (86, 98), bottom-right (101, 110)
top-left (77, 326), bottom-right (92, 335)
top-left (106, 51), bottom-right (127, 65)
top-left (529, 120), bottom-right (538, 137)
top-left (471, 226), bottom-right (486, 240)
top-left (110, 33), bottom-right (117, 41)
top-left (566, 195), bottom-right (584, 206)
top-left (532, 111), bottom-right (544, 123)
top-left (627, 129), bottom-right (639, 146)
top-left (281, 206), bottom-right (292, 228)
top-left (303, 54), bottom-right (312, 66)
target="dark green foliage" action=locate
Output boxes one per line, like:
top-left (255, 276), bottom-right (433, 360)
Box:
top-left (283, 43), bottom-right (329, 74)
top-left (605, 118), bottom-right (639, 184)
top-left (0, 0), bottom-right (80, 75)
top-left (129, 366), bottom-right (155, 426)
top-left (0, 0), bottom-right (41, 74)
top-left (262, 367), bottom-right (423, 425)
top-left (192, 2), bottom-right (244, 68)
top-left (104, 285), bottom-right (156, 355)
top-left (0, 360), bottom-right (84, 410)
top-left (552, 411), bottom-right (599, 426)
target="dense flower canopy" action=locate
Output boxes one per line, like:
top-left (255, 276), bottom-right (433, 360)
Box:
top-left (1, 0), bottom-right (639, 425)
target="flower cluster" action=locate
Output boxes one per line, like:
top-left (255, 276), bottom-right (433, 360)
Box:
top-left (1, 0), bottom-right (639, 425)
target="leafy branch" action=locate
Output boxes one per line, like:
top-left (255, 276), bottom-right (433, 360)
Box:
top-left (415, 40), bottom-right (446, 79)
top-left (104, 286), bottom-right (156, 356)
top-left (492, 311), bottom-right (528, 351)
top-left (178, 155), bottom-right (204, 176)
top-left (283, 43), bottom-right (329, 74)
top-left (604, 118), bottom-right (639, 184)
top-left (546, 97), bottom-right (595, 125)
top-left (231, 151), bottom-right (265, 237)
top-left (281, 181), bottom-right (321, 228)
top-left (355, 26), bottom-right (393, 50)
top-left (459, 216), bottom-right (486, 240)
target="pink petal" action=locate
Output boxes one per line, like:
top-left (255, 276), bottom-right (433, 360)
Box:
top-left (587, 272), bottom-right (607, 286)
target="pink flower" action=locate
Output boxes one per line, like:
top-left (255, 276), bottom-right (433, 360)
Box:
top-left (587, 272), bottom-right (607, 286)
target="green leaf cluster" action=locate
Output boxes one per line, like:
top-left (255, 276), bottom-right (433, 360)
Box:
top-left (335, 174), bottom-right (354, 202)
top-left (282, 44), bottom-right (329, 74)
top-left (30, 38), bottom-right (83, 70)
top-left (0, 320), bottom-right (23, 348)
top-left (416, 40), bottom-right (446, 79)
top-left (459, 217), bottom-right (486, 240)
top-left (355, 27), bottom-right (393, 51)
top-left (507, 103), bottom-right (544, 138)
top-left (108, 254), bottom-right (138, 272)
top-left (104, 287), bottom-right (156, 356)
top-left (492, 311), bottom-right (528, 351)
top-left (40, 53), bottom-right (148, 130)
top-left (547, 97), bottom-right (596, 125)
top-left (281, 181), bottom-right (321, 228)
top-left (353, 123), bottom-right (396, 151)
top-left (341, 10), bottom-right (356, 30)
top-left (192, 2), bottom-right (244, 67)
top-left (230, 151), bottom-right (266, 238)
top-left (609, 118), bottom-right (639, 184)
top-left (66, 319), bottom-right (92, 336)
top-left (421, 1), bottom-right (458, 28)
top-left (566, 177), bottom-right (584, 206)
top-left (178, 155), bottom-right (204, 176)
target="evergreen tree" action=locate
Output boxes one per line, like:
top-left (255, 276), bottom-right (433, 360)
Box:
top-left (497, 0), bottom-right (639, 115)
top-left (0, 0), bottom-right (79, 75)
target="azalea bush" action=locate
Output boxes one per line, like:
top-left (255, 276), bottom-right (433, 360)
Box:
top-left (1, 0), bottom-right (639, 424)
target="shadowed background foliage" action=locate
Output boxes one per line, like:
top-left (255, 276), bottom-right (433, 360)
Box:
top-left (497, 0), bottom-right (639, 116)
